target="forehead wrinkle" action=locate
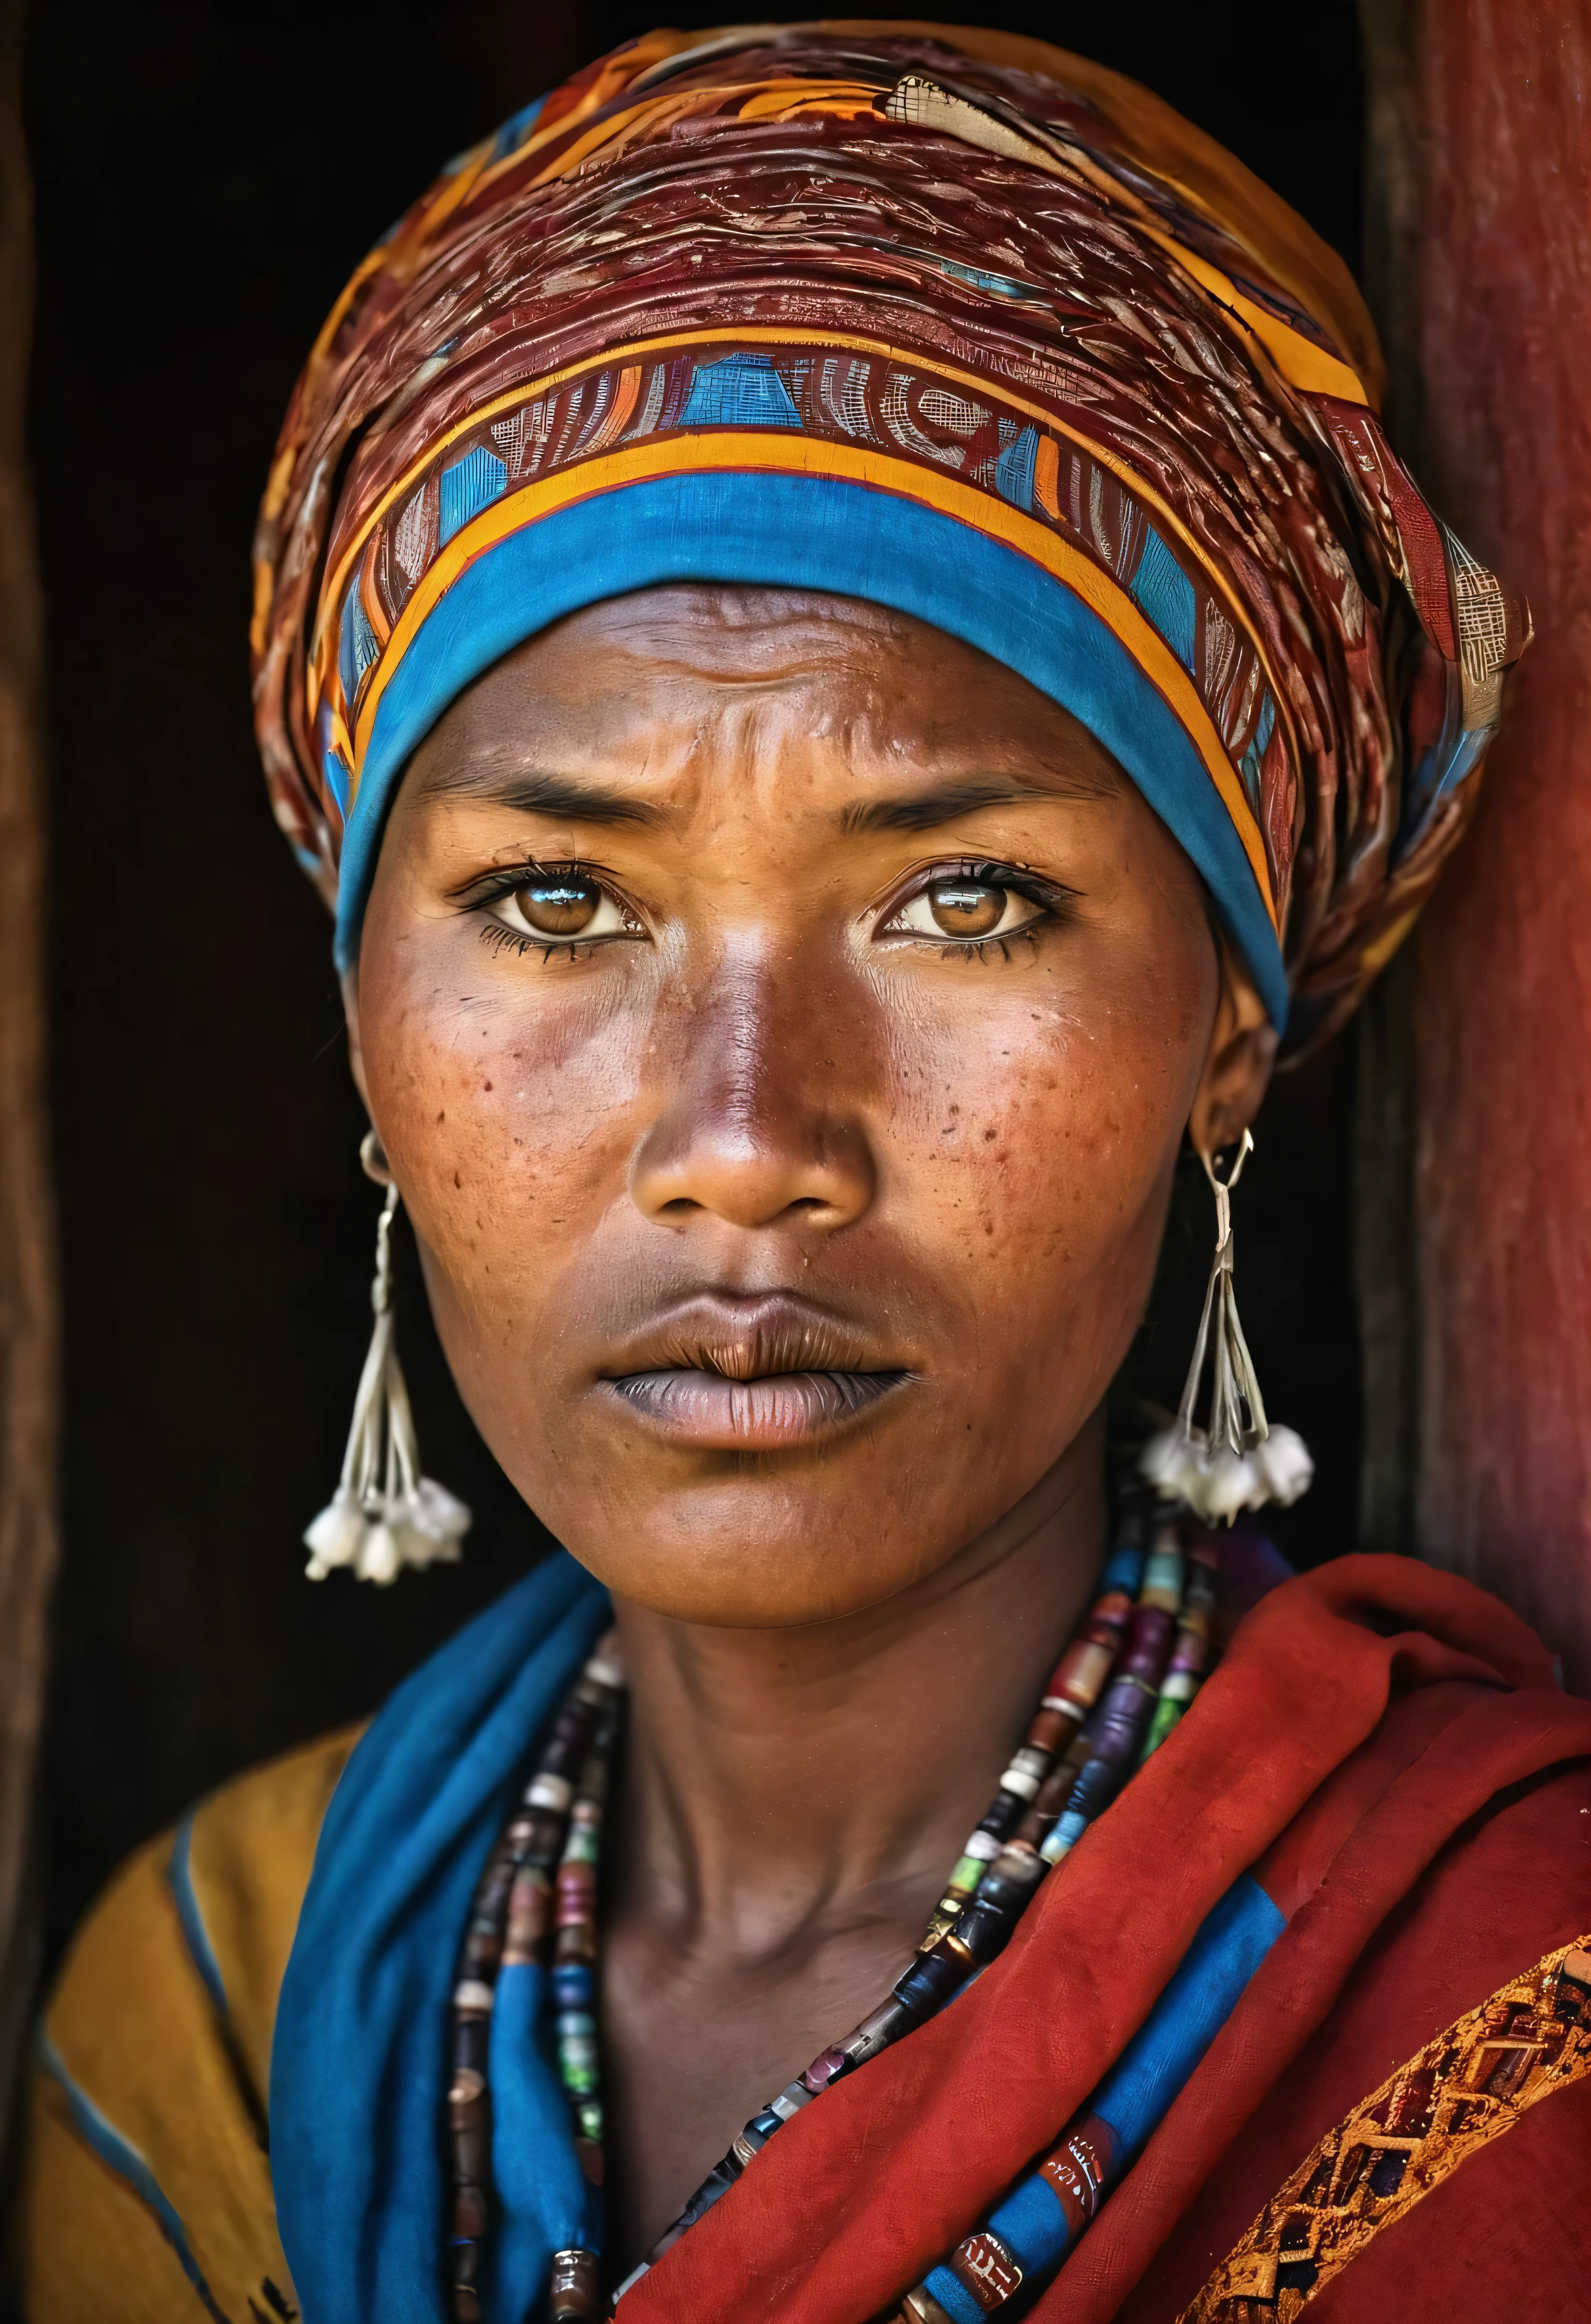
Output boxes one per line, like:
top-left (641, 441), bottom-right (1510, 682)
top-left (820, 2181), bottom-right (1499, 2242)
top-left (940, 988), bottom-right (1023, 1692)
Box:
top-left (604, 648), bottom-right (893, 708)
top-left (589, 584), bottom-right (918, 678)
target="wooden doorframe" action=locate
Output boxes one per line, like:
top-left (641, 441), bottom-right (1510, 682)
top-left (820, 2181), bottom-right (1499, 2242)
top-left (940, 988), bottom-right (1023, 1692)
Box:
top-left (1358, 0), bottom-right (1591, 1687)
top-left (0, 0), bottom-right (59, 2173)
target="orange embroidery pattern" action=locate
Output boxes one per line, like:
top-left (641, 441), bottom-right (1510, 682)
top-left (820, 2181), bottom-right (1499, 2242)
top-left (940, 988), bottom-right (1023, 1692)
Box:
top-left (1181, 1936), bottom-right (1591, 2323)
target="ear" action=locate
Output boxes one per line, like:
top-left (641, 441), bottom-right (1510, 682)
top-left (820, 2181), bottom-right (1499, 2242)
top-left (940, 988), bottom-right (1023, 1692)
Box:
top-left (342, 964), bottom-right (373, 1117)
top-left (343, 965), bottom-right (396, 1182)
top-left (1187, 941), bottom-right (1278, 1159)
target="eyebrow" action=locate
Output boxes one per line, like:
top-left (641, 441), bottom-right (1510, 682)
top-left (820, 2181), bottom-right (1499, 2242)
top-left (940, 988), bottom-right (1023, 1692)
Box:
top-left (415, 764), bottom-right (670, 827)
top-left (418, 764), bottom-right (1116, 833)
top-left (839, 774), bottom-right (1116, 835)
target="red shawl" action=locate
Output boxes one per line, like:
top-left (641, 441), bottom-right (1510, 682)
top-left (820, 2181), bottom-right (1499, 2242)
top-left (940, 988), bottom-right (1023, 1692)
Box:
top-left (623, 1554), bottom-right (1591, 2321)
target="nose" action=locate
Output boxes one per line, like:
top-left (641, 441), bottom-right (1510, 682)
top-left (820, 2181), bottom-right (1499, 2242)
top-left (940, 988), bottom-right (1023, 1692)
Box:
top-left (629, 954), bottom-right (876, 1235)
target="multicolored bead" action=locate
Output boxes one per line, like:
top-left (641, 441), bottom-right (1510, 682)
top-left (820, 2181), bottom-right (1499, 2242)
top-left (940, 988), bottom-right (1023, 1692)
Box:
top-left (548, 2245), bottom-right (602, 2322)
top-left (445, 1636), bottom-right (623, 2318)
top-left (449, 1516), bottom-right (1222, 2313)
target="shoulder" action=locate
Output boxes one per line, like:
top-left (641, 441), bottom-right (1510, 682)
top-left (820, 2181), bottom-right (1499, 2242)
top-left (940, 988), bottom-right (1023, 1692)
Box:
top-left (16, 1724), bottom-right (361, 2322)
top-left (1279, 1746), bottom-right (1591, 2141)
top-left (1135, 1751), bottom-right (1591, 2322)
top-left (1234, 1756), bottom-right (1591, 2320)
top-left (170, 1720), bottom-right (364, 2099)
top-left (50, 1721), bottom-right (361, 2110)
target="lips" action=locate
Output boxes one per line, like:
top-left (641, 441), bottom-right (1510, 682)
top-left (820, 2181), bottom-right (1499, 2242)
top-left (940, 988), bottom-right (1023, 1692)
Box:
top-left (595, 1295), bottom-right (912, 1451)
top-left (608, 1364), bottom-right (906, 1446)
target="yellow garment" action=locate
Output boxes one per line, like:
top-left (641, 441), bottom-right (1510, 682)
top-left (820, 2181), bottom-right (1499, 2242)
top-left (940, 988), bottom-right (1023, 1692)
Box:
top-left (16, 1727), bottom-right (359, 2322)
top-left (18, 1708), bottom-right (1586, 2320)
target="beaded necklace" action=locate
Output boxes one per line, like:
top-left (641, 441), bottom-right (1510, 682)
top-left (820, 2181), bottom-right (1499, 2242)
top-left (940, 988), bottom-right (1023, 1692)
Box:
top-left (445, 1522), bottom-right (1216, 2322)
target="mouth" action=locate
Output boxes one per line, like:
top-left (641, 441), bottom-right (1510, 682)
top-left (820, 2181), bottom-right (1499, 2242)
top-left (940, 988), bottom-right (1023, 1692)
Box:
top-left (606, 1366), bottom-right (908, 1447)
top-left (595, 1297), bottom-right (913, 1451)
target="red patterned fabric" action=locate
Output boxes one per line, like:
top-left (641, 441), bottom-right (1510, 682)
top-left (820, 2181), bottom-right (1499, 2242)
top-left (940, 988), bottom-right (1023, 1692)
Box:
top-left (251, 23), bottom-right (1528, 1051)
top-left (616, 1556), bottom-right (1591, 2320)
top-left (1107, 1748), bottom-right (1591, 2321)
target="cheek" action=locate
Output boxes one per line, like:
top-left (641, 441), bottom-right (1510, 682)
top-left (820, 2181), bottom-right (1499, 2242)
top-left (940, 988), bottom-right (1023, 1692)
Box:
top-left (882, 952), bottom-right (1206, 1313)
top-left (357, 933), bottom-right (653, 1323)
top-left (355, 859), bottom-right (1210, 1480)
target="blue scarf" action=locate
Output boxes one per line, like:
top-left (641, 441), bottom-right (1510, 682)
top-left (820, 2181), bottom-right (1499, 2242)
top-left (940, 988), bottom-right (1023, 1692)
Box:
top-left (271, 1551), bottom-right (609, 2322)
top-left (268, 1552), bottom-right (1282, 2323)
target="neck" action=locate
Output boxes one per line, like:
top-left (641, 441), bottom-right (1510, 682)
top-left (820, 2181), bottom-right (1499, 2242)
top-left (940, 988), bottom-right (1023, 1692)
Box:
top-left (608, 1415), bottom-right (1107, 1965)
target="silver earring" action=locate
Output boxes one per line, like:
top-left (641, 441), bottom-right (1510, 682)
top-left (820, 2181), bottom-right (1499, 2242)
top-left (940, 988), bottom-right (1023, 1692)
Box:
top-left (1140, 1131), bottom-right (1313, 1523)
top-left (303, 1131), bottom-right (472, 1584)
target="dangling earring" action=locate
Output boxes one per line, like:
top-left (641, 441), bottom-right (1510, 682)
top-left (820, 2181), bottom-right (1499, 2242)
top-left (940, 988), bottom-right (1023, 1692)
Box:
top-left (1139, 1131), bottom-right (1313, 1523)
top-left (303, 1130), bottom-right (473, 1584)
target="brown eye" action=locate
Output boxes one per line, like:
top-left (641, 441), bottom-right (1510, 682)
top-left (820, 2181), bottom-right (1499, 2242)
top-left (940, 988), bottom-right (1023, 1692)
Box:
top-left (483, 864), bottom-right (631, 953)
top-left (924, 880), bottom-right (1008, 938)
top-left (884, 871), bottom-right (1046, 947)
top-left (516, 876), bottom-right (601, 935)
top-left (486, 870), bottom-right (631, 949)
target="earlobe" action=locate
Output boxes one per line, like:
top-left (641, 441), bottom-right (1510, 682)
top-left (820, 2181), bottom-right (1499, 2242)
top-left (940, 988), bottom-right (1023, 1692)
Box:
top-left (1186, 943), bottom-right (1278, 1159)
top-left (359, 1126), bottom-right (393, 1185)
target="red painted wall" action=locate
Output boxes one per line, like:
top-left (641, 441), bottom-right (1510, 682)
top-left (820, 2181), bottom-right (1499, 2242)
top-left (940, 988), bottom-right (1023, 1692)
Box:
top-left (1399, 3), bottom-right (1591, 1684)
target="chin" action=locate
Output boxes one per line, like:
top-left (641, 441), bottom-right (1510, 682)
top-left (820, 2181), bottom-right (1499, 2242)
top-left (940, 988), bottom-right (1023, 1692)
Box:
top-left (535, 1476), bottom-right (975, 1630)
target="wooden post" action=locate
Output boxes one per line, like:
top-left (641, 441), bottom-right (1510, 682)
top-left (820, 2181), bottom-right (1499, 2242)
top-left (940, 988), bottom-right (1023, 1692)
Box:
top-left (0, 0), bottom-right (57, 2144)
top-left (1360, 1), bottom-right (1591, 1685)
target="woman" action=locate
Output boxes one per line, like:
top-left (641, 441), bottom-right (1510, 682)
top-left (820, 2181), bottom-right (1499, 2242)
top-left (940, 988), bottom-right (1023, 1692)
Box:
top-left (19, 22), bottom-right (1589, 2324)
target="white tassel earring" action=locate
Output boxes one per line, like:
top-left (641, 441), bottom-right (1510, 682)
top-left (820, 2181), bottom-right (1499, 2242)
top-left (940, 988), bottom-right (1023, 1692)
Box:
top-left (303, 1131), bottom-right (473, 1584)
top-left (1140, 1132), bottom-right (1313, 1523)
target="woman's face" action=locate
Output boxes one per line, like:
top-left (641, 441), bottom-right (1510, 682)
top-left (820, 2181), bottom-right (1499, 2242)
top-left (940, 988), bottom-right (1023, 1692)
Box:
top-left (351, 587), bottom-right (1265, 1626)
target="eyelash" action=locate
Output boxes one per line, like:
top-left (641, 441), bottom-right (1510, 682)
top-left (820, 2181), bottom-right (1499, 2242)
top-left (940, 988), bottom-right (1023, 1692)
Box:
top-left (460, 857), bottom-right (1070, 963)
top-left (879, 859), bottom-right (1068, 960)
top-left (480, 923), bottom-right (597, 964)
top-left (464, 860), bottom-right (643, 961)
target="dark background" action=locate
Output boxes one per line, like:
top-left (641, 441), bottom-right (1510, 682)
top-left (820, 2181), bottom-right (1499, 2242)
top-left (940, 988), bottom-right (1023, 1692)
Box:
top-left (26, 0), bottom-right (1365, 1963)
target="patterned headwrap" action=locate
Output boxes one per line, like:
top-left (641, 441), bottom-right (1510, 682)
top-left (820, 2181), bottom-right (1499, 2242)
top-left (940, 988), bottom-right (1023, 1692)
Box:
top-left (251, 21), bottom-right (1527, 1052)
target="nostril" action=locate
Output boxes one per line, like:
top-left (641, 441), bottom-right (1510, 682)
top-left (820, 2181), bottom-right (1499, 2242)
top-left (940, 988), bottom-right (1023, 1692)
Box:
top-left (630, 1106), bottom-right (876, 1233)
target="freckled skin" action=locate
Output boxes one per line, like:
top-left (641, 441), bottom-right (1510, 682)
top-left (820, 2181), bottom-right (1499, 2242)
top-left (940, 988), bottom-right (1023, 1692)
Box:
top-left (348, 586), bottom-right (1275, 2263)
top-left (357, 591), bottom-right (1245, 1621)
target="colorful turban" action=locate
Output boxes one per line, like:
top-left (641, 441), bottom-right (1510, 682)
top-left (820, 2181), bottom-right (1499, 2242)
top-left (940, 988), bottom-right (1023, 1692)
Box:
top-left (251, 20), bottom-right (1527, 1051)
